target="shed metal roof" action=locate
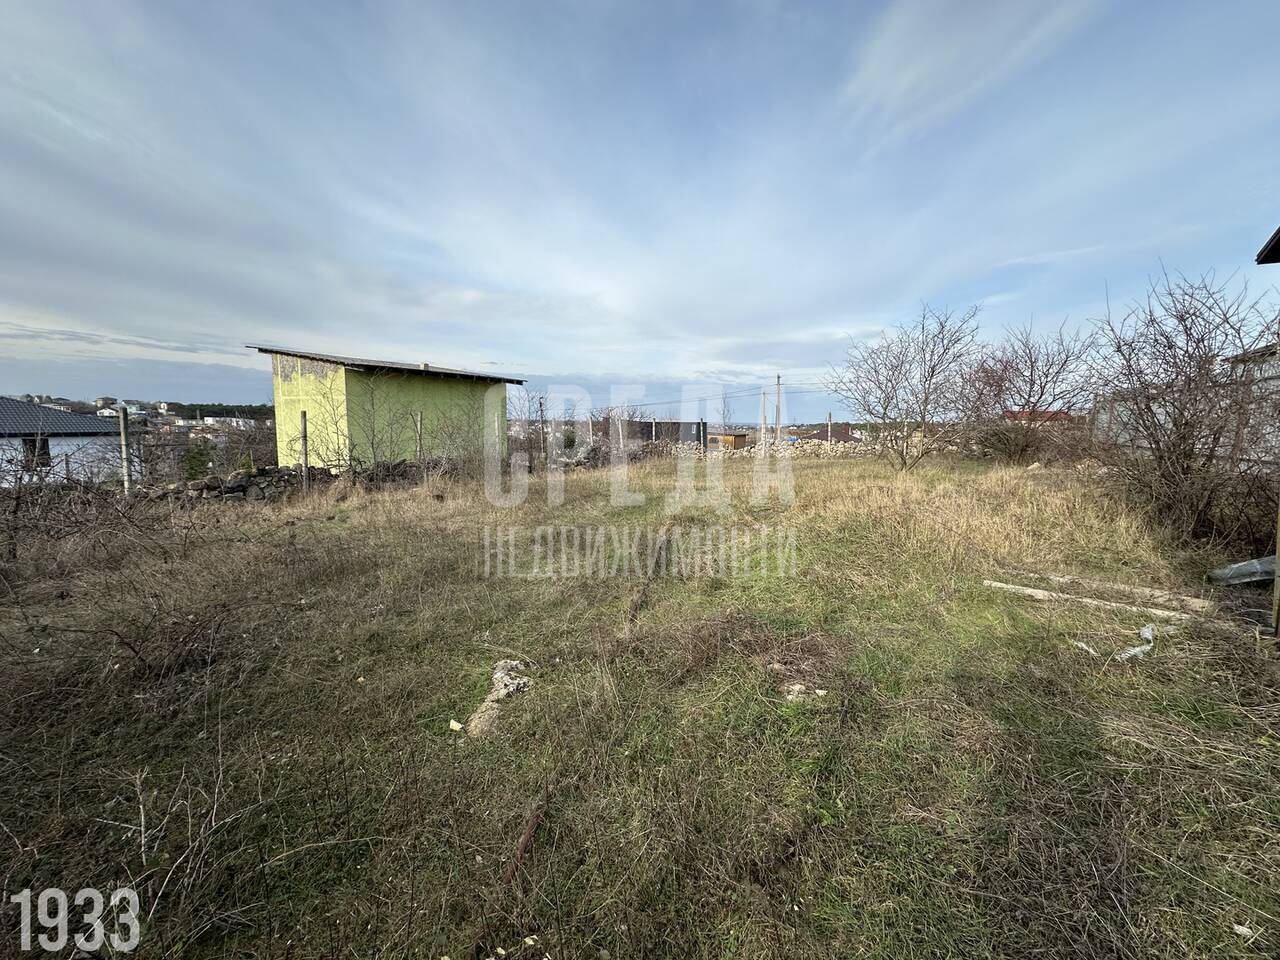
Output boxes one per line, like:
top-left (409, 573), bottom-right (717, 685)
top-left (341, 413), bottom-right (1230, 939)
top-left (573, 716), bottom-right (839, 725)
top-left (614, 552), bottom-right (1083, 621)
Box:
top-left (0, 397), bottom-right (119, 437)
top-left (247, 344), bottom-right (525, 384)
top-left (1258, 224), bottom-right (1280, 265)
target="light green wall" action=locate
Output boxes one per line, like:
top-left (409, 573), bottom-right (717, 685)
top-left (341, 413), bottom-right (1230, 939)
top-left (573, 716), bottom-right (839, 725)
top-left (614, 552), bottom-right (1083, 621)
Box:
top-left (342, 368), bottom-right (505, 466)
top-left (272, 355), bottom-right (350, 468)
top-left (270, 355), bottom-right (507, 468)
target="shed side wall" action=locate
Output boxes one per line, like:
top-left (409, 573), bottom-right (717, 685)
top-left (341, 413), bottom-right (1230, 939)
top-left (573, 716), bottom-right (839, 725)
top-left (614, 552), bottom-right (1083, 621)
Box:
top-left (343, 369), bottom-right (506, 464)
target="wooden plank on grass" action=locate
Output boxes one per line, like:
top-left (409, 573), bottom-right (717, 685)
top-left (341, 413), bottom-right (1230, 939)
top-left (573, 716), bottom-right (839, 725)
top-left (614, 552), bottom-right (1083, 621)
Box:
top-left (1002, 570), bottom-right (1215, 613)
top-left (982, 579), bottom-right (1192, 621)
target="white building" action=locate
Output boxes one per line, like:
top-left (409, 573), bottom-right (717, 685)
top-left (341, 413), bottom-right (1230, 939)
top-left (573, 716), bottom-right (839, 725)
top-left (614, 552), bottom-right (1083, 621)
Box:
top-left (0, 397), bottom-right (124, 485)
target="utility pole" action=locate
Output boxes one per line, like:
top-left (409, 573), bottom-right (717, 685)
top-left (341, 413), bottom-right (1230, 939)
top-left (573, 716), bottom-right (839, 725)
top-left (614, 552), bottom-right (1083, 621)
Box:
top-left (827, 411), bottom-right (832, 444)
top-left (300, 410), bottom-right (310, 493)
top-left (538, 396), bottom-right (547, 465)
top-left (117, 406), bottom-right (132, 495)
top-left (651, 417), bottom-right (656, 442)
top-left (774, 374), bottom-right (782, 443)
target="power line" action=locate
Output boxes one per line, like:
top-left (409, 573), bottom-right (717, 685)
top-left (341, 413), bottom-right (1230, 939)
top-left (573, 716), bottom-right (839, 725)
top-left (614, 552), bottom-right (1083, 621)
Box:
top-left (581, 385), bottom-right (769, 410)
top-left (617, 386), bottom-right (837, 411)
top-left (523, 382), bottom-right (838, 412)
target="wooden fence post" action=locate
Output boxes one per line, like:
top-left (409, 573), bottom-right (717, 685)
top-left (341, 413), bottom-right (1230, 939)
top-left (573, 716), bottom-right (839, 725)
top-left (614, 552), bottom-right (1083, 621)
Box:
top-left (760, 390), bottom-right (768, 450)
top-left (300, 410), bottom-right (310, 494)
top-left (1273, 501), bottom-right (1280, 636)
top-left (117, 407), bottom-right (132, 495)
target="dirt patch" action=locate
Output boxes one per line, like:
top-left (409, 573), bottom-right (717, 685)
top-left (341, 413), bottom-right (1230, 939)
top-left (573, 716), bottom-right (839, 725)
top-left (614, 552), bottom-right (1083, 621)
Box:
top-left (638, 613), bottom-right (840, 686)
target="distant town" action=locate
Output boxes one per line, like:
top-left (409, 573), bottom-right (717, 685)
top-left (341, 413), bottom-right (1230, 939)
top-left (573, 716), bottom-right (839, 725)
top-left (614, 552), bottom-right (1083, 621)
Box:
top-left (2, 392), bottom-right (276, 483)
top-left (4, 392), bottom-right (273, 425)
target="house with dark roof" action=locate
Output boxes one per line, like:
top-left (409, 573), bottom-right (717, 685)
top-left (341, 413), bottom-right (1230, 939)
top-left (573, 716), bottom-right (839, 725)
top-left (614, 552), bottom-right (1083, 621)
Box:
top-left (0, 396), bottom-right (122, 485)
top-left (247, 345), bottom-right (525, 468)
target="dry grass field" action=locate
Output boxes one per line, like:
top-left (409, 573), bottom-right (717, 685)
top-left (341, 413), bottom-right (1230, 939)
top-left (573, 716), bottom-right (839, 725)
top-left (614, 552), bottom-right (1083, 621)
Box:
top-left (2, 457), bottom-right (1278, 958)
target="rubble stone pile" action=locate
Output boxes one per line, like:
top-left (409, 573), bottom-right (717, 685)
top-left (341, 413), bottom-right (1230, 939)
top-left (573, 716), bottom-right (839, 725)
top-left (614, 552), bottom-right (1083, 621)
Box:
top-left (140, 465), bottom-right (329, 503)
top-left (669, 438), bottom-right (871, 460)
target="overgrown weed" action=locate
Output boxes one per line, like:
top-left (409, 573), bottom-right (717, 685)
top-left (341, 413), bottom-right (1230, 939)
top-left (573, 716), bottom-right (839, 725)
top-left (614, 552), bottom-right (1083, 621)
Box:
top-left (1, 459), bottom-right (1275, 957)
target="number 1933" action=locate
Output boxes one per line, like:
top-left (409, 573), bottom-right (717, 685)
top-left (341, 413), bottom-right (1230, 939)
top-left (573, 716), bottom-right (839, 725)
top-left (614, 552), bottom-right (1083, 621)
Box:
top-left (9, 887), bottom-right (141, 953)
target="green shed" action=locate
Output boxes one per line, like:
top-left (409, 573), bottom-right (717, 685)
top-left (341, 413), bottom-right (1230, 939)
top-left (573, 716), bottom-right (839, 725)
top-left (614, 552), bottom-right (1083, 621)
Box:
top-left (247, 344), bottom-right (524, 469)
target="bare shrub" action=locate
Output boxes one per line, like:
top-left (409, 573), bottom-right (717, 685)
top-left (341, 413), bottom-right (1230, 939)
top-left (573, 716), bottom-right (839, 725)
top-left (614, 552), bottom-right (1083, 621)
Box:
top-left (0, 478), bottom-right (190, 574)
top-left (142, 422), bottom-right (277, 485)
top-left (826, 303), bottom-right (980, 470)
top-left (508, 386), bottom-right (547, 471)
top-left (969, 323), bottom-right (1097, 464)
top-left (1091, 270), bottom-right (1280, 547)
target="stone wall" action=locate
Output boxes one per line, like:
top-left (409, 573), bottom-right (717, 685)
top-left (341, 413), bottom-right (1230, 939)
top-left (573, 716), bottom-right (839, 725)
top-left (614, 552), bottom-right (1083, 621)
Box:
top-left (670, 439), bottom-right (872, 460)
top-left (562, 438), bottom-right (875, 466)
top-left (141, 465), bottom-right (329, 503)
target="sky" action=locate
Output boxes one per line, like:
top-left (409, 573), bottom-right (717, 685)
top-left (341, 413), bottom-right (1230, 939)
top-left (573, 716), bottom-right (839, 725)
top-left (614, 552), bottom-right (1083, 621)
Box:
top-left (1, 0), bottom-right (1279, 423)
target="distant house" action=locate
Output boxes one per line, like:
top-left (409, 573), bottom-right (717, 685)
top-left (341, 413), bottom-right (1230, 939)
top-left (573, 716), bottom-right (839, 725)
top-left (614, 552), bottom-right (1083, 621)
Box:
top-left (0, 397), bottom-right (122, 485)
top-left (248, 344), bottom-right (524, 468)
top-left (609, 420), bottom-right (717, 446)
top-left (708, 429), bottom-right (750, 450)
top-left (94, 396), bottom-right (118, 409)
top-left (1225, 342), bottom-right (1280, 380)
top-left (1224, 341), bottom-right (1280, 462)
top-left (1092, 341), bottom-right (1280, 465)
top-left (795, 424), bottom-right (862, 444)
top-left (96, 403), bottom-right (146, 419)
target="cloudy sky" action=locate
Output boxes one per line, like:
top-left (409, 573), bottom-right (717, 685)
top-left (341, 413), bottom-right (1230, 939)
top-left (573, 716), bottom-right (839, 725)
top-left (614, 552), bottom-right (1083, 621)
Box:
top-left (1, 0), bottom-right (1278, 421)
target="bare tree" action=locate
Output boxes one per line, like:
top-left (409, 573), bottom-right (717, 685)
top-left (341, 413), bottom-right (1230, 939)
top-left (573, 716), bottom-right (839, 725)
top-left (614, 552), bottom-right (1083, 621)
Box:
top-left (970, 322), bottom-right (1097, 463)
top-left (827, 303), bottom-right (981, 471)
top-left (508, 387), bottom-right (545, 471)
top-left (1092, 269), bottom-right (1280, 543)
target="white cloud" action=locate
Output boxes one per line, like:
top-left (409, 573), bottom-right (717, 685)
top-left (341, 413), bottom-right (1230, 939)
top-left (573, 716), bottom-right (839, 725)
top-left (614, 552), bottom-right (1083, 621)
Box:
top-left (995, 245), bottom-right (1106, 268)
top-left (0, 0), bottom-right (1277, 423)
top-left (843, 0), bottom-right (1101, 145)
